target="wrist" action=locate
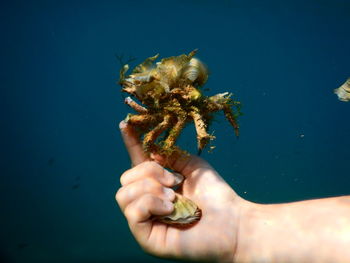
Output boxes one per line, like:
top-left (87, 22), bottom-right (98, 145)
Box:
top-left (200, 192), bottom-right (249, 263)
top-left (232, 200), bottom-right (270, 263)
top-left (220, 195), bottom-right (255, 263)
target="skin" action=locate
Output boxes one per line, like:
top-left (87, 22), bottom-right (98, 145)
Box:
top-left (116, 121), bottom-right (350, 263)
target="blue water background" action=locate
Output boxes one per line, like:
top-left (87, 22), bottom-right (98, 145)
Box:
top-left (1, 0), bottom-right (350, 262)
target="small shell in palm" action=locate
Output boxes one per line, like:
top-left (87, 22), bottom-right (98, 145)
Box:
top-left (156, 193), bottom-right (201, 227)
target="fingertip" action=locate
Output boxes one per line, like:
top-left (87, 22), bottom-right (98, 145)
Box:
top-left (172, 172), bottom-right (185, 187)
top-left (162, 169), bottom-right (176, 186)
top-left (163, 187), bottom-right (175, 201)
top-left (163, 200), bottom-right (174, 212)
top-left (119, 120), bottom-right (127, 130)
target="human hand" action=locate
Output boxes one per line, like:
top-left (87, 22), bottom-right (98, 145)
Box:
top-left (116, 121), bottom-right (245, 262)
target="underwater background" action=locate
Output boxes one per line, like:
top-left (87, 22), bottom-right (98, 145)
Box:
top-left (1, 0), bottom-right (350, 262)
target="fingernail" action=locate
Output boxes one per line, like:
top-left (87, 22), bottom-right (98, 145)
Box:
top-left (163, 200), bottom-right (174, 211)
top-left (173, 172), bottom-right (185, 187)
top-left (164, 169), bottom-right (175, 186)
top-left (119, 120), bottom-right (127, 130)
top-left (163, 187), bottom-right (175, 200)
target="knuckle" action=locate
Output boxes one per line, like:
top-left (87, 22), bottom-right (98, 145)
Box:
top-left (124, 204), bottom-right (134, 219)
top-left (124, 195), bottom-right (151, 219)
top-left (143, 179), bottom-right (165, 197)
top-left (115, 187), bottom-right (124, 203)
top-left (138, 161), bottom-right (151, 170)
top-left (142, 161), bottom-right (161, 173)
top-left (120, 162), bottom-right (165, 187)
top-left (142, 193), bottom-right (157, 207)
top-left (120, 170), bottom-right (131, 186)
top-left (142, 177), bottom-right (158, 190)
top-left (146, 162), bottom-right (167, 183)
top-left (124, 199), bottom-right (143, 220)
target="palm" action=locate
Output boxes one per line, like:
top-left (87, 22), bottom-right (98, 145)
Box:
top-left (144, 163), bottom-right (239, 262)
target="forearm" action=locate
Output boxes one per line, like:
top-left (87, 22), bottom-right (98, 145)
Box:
top-left (235, 196), bottom-right (350, 263)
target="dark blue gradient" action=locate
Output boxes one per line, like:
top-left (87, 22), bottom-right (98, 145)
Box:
top-left (1, 0), bottom-right (350, 262)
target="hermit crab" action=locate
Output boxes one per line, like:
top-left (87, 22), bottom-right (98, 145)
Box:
top-left (119, 49), bottom-right (241, 155)
top-left (118, 50), bottom-right (241, 226)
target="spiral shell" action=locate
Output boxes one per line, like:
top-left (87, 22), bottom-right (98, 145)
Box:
top-left (180, 58), bottom-right (208, 86)
top-left (334, 78), bottom-right (350, 102)
top-left (155, 51), bottom-right (197, 86)
top-left (119, 50), bottom-right (208, 100)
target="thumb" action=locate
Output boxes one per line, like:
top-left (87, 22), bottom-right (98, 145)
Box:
top-left (119, 120), bottom-right (149, 166)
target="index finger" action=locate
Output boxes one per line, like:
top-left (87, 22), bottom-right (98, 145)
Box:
top-left (119, 121), bottom-right (149, 166)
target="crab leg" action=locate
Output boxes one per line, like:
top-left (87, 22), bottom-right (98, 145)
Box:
top-left (222, 105), bottom-right (239, 137)
top-left (125, 114), bottom-right (164, 141)
top-left (125, 113), bottom-right (160, 127)
top-left (143, 114), bottom-right (173, 151)
top-left (164, 112), bottom-right (187, 150)
top-left (207, 93), bottom-right (240, 137)
top-left (189, 106), bottom-right (214, 151)
top-left (124, 97), bottom-right (148, 114)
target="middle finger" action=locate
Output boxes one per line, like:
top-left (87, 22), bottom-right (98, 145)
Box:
top-left (116, 178), bottom-right (175, 212)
